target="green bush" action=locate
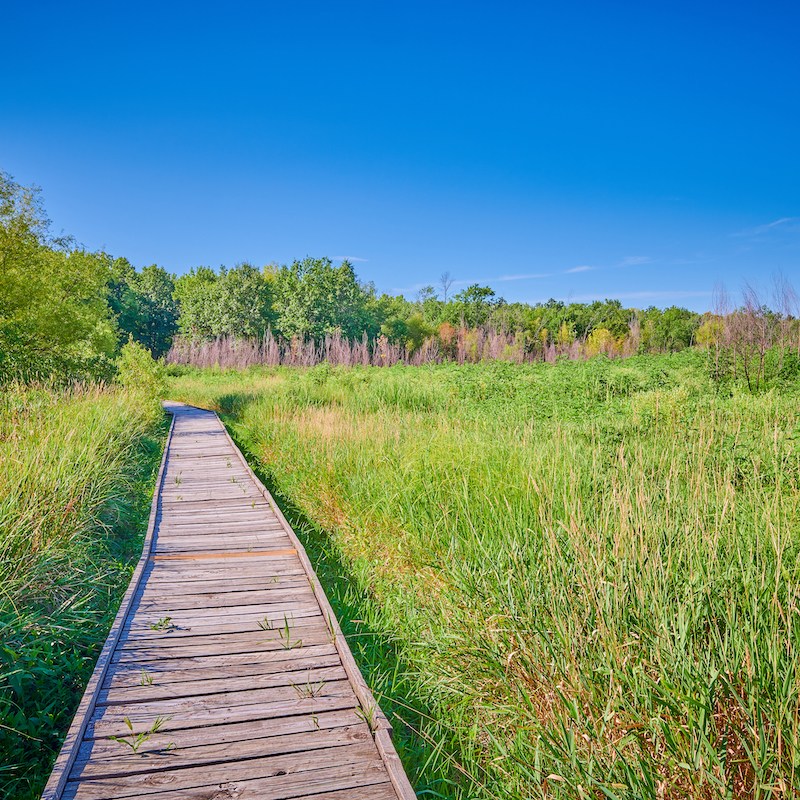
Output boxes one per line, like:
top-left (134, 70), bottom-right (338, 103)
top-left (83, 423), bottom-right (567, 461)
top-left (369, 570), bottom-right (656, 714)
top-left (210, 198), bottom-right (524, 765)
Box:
top-left (115, 338), bottom-right (167, 400)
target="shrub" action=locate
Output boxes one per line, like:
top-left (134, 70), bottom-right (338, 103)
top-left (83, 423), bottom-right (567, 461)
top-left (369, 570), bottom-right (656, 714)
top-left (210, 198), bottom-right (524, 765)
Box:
top-left (115, 338), bottom-right (166, 400)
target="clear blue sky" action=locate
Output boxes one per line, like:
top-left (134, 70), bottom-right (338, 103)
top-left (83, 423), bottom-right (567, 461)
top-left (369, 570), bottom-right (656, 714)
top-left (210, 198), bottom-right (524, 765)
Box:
top-left (2, 1), bottom-right (799, 310)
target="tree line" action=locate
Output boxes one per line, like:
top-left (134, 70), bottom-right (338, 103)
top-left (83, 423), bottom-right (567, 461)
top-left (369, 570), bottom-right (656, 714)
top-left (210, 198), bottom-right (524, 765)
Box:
top-left (2, 171), bottom-right (797, 385)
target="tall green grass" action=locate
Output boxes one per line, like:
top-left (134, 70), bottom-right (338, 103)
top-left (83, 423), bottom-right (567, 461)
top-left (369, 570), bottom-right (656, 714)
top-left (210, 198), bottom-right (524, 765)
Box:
top-left (170, 353), bottom-right (800, 799)
top-left (0, 384), bottom-right (166, 800)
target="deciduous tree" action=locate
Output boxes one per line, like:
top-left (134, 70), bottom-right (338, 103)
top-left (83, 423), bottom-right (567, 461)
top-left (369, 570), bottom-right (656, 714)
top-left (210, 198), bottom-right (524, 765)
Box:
top-left (272, 257), bottom-right (370, 339)
top-left (0, 173), bottom-right (116, 380)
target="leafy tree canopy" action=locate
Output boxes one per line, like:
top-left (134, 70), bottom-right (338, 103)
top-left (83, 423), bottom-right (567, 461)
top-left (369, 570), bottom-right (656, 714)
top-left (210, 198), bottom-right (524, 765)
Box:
top-left (174, 264), bottom-right (273, 340)
top-left (0, 173), bottom-right (117, 380)
top-left (110, 260), bottom-right (179, 357)
top-left (272, 257), bottom-right (371, 339)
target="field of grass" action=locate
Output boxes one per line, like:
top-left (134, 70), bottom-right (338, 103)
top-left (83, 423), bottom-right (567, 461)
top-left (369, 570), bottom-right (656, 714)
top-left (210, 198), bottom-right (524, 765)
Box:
top-left (168, 352), bottom-right (800, 799)
top-left (0, 385), bottom-right (167, 800)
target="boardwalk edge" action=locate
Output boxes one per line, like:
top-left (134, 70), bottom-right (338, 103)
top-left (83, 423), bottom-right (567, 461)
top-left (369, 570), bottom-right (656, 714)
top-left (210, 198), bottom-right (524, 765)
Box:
top-left (218, 409), bottom-right (418, 800)
top-left (40, 410), bottom-right (176, 800)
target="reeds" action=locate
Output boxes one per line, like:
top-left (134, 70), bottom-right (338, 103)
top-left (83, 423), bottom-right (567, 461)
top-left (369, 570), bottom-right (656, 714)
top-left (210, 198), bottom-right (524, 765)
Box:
top-left (166, 328), bottom-right (533, 369)
top-left (0, 383), bottom-right (165, 799)
top-left (170, 353), bottom-right (800, 798)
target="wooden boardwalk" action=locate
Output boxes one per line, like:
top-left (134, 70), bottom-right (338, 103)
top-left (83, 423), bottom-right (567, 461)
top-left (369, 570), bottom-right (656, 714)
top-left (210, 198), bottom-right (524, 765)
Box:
top-left (43, 403), bottom-right (415, 800)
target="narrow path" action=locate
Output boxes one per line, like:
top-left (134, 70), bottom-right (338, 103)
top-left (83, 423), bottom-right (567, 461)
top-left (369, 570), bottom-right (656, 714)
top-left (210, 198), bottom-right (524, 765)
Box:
top-left (43, 403), bottom-right (414, 800)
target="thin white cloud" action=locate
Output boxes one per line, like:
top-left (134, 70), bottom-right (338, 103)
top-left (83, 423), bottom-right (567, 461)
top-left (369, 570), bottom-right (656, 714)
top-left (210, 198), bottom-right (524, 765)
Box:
top-left (618, 256), bottom-right (652, 267)
top-left (390, 281), bottom-right (435, 295)
top-left (494, 272), bottom-right (552, 282)
top-left (448, 273), bottom-right (551, 288)
top-left (733, 217), bottom-right (800, 237)
top-left (565, 265), bottom-right (593, 273)
top-left (332, 255), bottom-right (369, 262)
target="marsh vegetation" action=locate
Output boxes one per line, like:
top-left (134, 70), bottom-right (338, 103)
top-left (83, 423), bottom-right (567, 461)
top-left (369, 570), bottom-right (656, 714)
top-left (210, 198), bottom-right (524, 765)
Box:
top-left (0, 386), bottom-right (165, 798)
top-left (169, 354), bottom-right (800, 798)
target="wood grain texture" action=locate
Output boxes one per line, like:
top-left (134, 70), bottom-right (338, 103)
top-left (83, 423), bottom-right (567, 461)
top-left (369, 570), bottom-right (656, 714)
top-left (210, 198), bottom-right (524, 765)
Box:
top-left (43, 402), bottom-right (414, 800)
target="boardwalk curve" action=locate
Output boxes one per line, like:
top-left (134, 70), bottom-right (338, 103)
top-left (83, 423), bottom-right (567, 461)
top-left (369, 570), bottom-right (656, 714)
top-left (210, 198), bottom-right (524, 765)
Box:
top-left (43, 402), bottom-right (415, 800)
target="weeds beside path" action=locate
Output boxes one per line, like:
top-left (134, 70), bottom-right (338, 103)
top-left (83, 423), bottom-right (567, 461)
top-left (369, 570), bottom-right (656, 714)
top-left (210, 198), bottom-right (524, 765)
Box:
top-left (0, 385), bottom-right (166, 800)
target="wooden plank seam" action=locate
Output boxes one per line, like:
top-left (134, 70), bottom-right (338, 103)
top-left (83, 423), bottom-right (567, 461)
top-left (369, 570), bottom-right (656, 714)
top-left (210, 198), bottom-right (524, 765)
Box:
top-left (152, 548), bottom-right (297, 561)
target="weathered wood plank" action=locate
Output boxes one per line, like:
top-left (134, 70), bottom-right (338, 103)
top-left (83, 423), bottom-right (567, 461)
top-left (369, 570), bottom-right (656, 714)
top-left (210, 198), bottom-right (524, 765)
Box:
top-left (98, 665), bottom-right (348, 705)
top-left (158, 497), bottom-right (267, 508)
top-left (150, 550), bottom-right (299, 563)
top-left (63, 755), bottom-right (389, 800)
top-left (75, 708), bottom-right (362, 763)
top-left (138, 574), bottom-right (310, 591)
top-left (153, 523), bottom-right (287, 535)
top-left (152, 535), bottom-right (291, 548)
top-left (138, 577), bottom-right (309, 595)
top-left (151, 529), bottom-right (285, 539)
top-left (152, 542), bottom-right (291, 551)
top-left (124, 604), bottom-right (323, 633)
top-left (157, 503), bottom-right (269, 513)
top-left (136, 586), bottom-right (314, 611)
top-left (143, 562), bottom-right (304, 579)
top-left (136, 584), bottom-right (310, 601)
top-left (86, 693), bottom-right (360, 739)
top-left (72, 724), bottom-right (372, 780)
top-left (105, 648), bottom-right (341, 688)
top-left (114, 626), bottom-right (332, 659)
